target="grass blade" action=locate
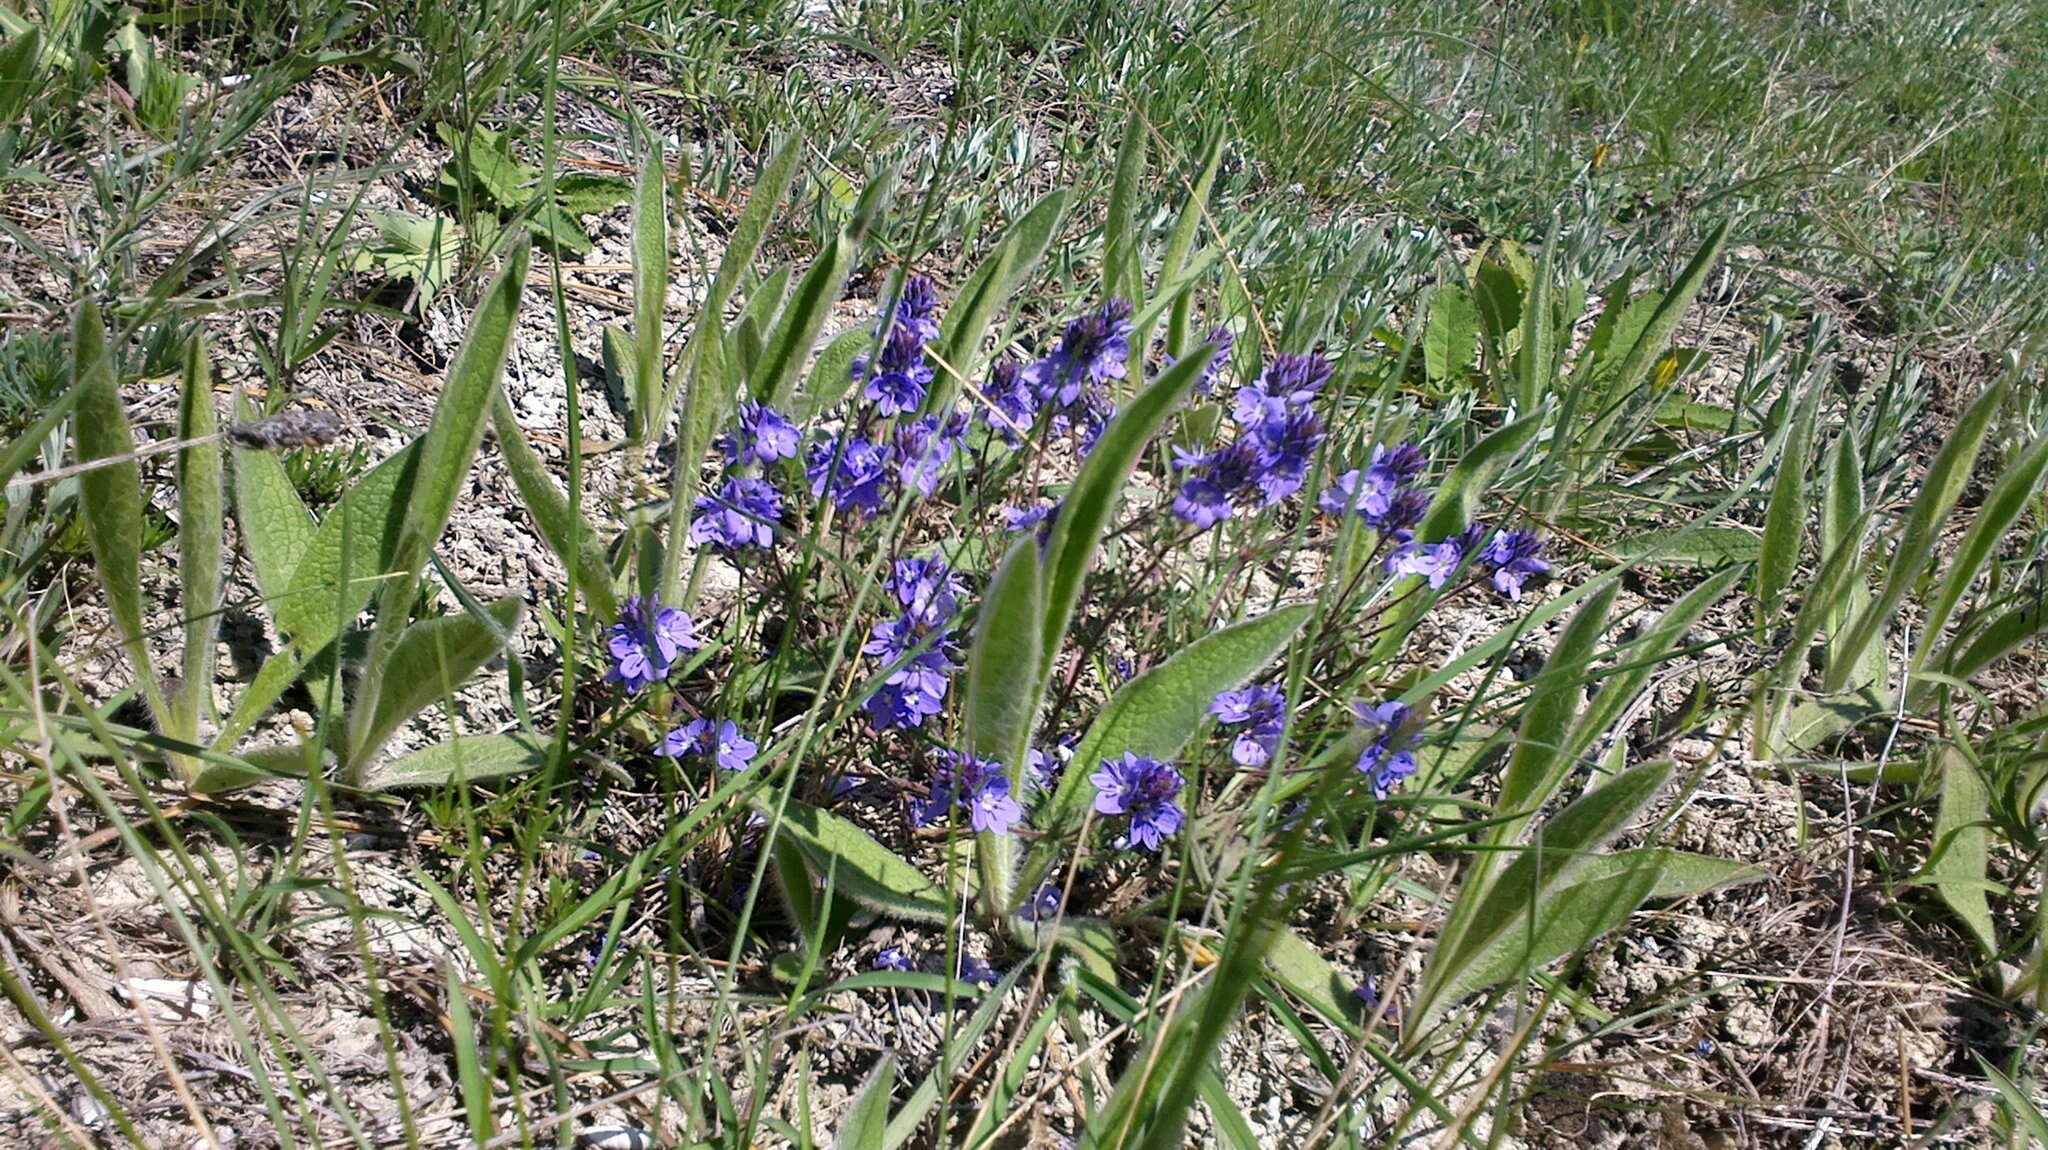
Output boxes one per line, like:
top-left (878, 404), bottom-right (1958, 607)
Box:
top-left (174, 337), bottom-right (223, 756)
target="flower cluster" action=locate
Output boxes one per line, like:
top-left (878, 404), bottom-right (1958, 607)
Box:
top-left (984, 299), bottom-right (1132, 444)
top-left (660, 717), bottom-right (758, 771)
top-left (1090, 752), bottom-right (1185, 851)
top-left (854, 275), bottom-right (943, 416)
top-left (1354, 699), bottom-right (1421, 798)
top-left (605, 596), bottom-right (701, 693)
top-left (1172, 353), bottom-right (1330, 528)
top-left (911, 749), bottom-right (1023, 835)
top-left (1385, 523), bottom-right (1551, 600)
top-left (694, 400), bottom-right (800, 550)
top-left (1319, 442), bottom-right (1429, 534)
top-left (861, 558), bottom-right (967, 730)
top-left (1210, 684), bottom-right (1287, 766)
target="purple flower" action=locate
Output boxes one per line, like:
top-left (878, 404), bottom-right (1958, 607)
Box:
top-left (981, 358), bottom-right (1037, 437)
top-left (913, 750), bottom-right (1023, 835)
top-left (887, 557), bottom-right (966, 627)
top-left (1479, 530), bottom-right (1550, 601)
top-left (1022, 883), bottom-right (1064, 921)
top-left (865, 369), bottom-right (929, 416)
top-left (1172, 475), bottom-right (1235, 529)
top-left (1366, 443), bottom-right (1427, 489)
top-left (1260, 352), bottom-right (1333, 403)
top-left (1169, 440), bottom-right (1262, 529)
top-left (1353, 699), bottom-right (1421, 798)
top-left (660, 717), bottom-right (758, 771)
top-left (892, 413), bottom-right (959, 497)
top-left (1023, 299), bottom-right (1132, 409)
top-left (1385, 532), bottom-right (1466, 587)
top-left (720, 400), bottom-right (801, 466)
top-left (957, 953), bottom-right (1000, 987)
top-left (605, 596), bottom-right (700, 693)
top-left (807, 434), bottom-right (893, 517)
top-left (1250, 408), bottom-right (1326, 504)
top-left (874, 946), bottom-right (916, 972)
top-left (1210, 685), bottom-right (1287, 766)
top-left (1319, 461), bottom-right (1430, 532)
top-left (689, 476), bottom-right (783, 550)
top-left (1090, 753), bottom-right (1185, 851)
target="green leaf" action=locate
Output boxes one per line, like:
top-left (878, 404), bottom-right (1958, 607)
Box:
top-left (1263, 928), bottom-right (1363, 1037)
top-left (1102, 105), bottom-right (1147, 310)
top-left (274, 439), bottom-right (421, 648)
top-left (1412, 760), bottom-right (1673, 1035)
top-left (1565, 566), bottom-right (1740, 773)
top-left (796, 328), bottom-right (869, 419)
top-left (363, 731), bottom-right (553, 790)
top-left (629, 139), bottom-right (667, 439)
top-left (1915, 431), bottom-right (2048, 688)
top-left (880, 965), bottom-right (1024, 1150)
top-left (1634, 525), bottom-right (1759, 567)
top-left (1756, 382), bottom-right (1820, 635)
top-left (834, 1053), bottom-right (896, 1150)
top-left (229, 427), bottom-right (318, 609)
top-left (489, 390), bottom-right (617, 621)
top-left (1417, 410), bottom-right (1544, 539)
top-left (965, 538), bottom-right (1046, 777)
top-left (353, 596), bottom-right (526, 768)
top-left (966, 537), bottom-right (1047, 914)
top-left (1827, 379), bottom-right (2007, 693)
top-left (173, 338), bottom-right (222, 754)
top-left (0, 29), bottom-right (43, 124)
top-left (1940, 597), bottom-right (2048, 686)
top-left (1424, 283), bottom-right (1478, 382)
top-left (1922, 746), bottom-right (1997, 958)
top-left (1488, 579), bottom-right (1622, 848)
top-left (1040, 343), bottom-right (1218, 662)
top-left (757, 230), bottom-right (859, 409)
top-left (347, 241), bottom-right (529, 771)
top-left (1605, 221), bottom-right (1729, 395)
top-left (71, 300), bottom-right (166, 726)
top-left (1565, 847), bottom-right (1762, 902)
top-left (549, 172), bottom-right (632, 217)
top-left (190, 741), bottom-right (321, 794)
top-left (769, 800), bottom-right (954, 924)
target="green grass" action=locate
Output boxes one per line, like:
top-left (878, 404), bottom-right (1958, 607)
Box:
top-left (1, 0), bottom-right (2045, 1146)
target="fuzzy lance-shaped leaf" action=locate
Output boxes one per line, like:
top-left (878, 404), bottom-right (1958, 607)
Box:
top-left (275, 439), bottom-right (421, 648)
top-left (1424, 283), bottom-right (1478, 382)
top-left (1410, 759), bottom-right (1673, 1037)
top-left (1159, 129), bottom-right (1227, 358)
top-left (932, 188), bottom-right (1071, 390)
top-left (1487, 578), bottom-right (1622, 850)
top-left (364, 731), bottom-right (553, 791)
top-left (1604, 221), bottom-right (1729, 395)
top-left (231, 401), bottom-right (318, 605)
top-left (489, 390), bottom-right (617, 621)
top-left (1634, 525), bottom-right (1759, 568)
top-left (190, 740), bottom-right (321, 795)
top-left (797, 328), bottom-right (869, 419)
top-left (965, 538), bottom-right (1045, 778)
top-left (663, 134), bottom-right (802, 427)
top-left (352, 596), bottom-right (526, 768)
top-left (0, 29), bottom-right (42, 124)
top-left (1826, 379), bottom-right (2008, 693)
top-left (1102, 104), bottom-right (1147, 312)
top-left (1264, 927), bottom-right (1364, 1037)
top-left (71, 301), bottom-right (167, 725)
top-left (1026, 604), bottom-right (1311, 892)
top-left (1416, 410), bottom-right (1544, 539)
top-left (1040, 344), bottom-right (1218, 662)
top-left (1515, 243), bottom-right (1556, 413)
top-left (769, 800), bottom-right (954, 924)
top-left (347, 242), bottom-right (529, 771)
top-left (1913, 430), bottom-right (2048, 692)
top-left (629, 139), bottom-right (667, 438)
top-left (1921, 746), bottom-right (1998, 958)
top-left (174, 338), bottom-right (223, 751)
top-left (834, 1053), bottom-right (896, 1150)
top-left (1756, 382), bottom-right (1821, 636)
top-left (1564, 566), bottom-right (1740, 769)
top-left (757, 230), bottom-right (857, 409)
top-left (1565, 848), bottom-right (1762, 901)
top-left (1940, 598), bottom-right (2048, 687)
